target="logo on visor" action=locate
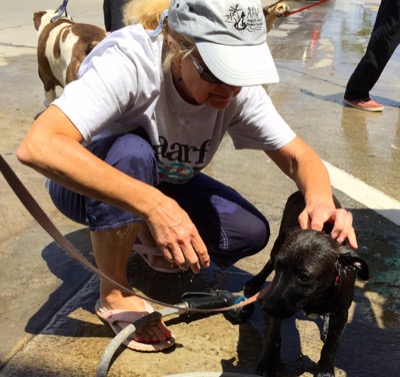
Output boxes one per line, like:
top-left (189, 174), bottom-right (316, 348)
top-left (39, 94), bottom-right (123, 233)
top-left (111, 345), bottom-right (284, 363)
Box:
top-left (226, 4), bottom-right (263, 32)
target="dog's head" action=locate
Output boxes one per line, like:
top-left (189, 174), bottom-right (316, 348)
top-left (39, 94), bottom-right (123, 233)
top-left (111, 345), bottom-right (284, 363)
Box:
top-left (261, 229), bottom-right (369, 319)
top-left (33, 10), bottom-right (72, 34)
top-left (263, 1), bottom-right (291, 18)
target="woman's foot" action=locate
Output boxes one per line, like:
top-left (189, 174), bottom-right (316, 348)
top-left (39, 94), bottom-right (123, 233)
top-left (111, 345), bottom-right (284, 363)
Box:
top-left (90, 226), bottom-right (175, 350)
top-left (97, 295), bottom-right (173, 347)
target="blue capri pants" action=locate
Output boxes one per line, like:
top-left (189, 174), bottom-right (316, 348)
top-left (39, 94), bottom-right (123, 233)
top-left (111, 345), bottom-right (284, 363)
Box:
top-left (48, 132), bottom-right (270, 268)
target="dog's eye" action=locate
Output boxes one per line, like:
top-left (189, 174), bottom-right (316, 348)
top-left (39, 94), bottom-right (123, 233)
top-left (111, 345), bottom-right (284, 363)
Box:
top-left (297, 271), bottom-right (310, 283)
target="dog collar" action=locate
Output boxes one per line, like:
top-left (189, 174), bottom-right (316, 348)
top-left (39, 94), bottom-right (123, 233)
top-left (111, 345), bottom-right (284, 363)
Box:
top-left (313, 274), bottom-right (340, 300)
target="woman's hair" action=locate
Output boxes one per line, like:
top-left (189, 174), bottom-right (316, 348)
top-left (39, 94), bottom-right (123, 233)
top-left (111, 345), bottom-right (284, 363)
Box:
top-left (123, 0), bottom-right (167, 29)
top-left (123, 0), bottom-right (195, 70)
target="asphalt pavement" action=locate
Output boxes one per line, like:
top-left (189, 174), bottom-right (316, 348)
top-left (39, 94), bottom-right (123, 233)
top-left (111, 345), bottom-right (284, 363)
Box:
top-left (0, 0), bottom-right (399, 376)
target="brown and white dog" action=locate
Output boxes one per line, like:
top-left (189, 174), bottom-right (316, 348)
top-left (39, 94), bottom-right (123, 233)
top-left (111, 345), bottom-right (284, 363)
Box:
top-left (264, 1), bottom-right (291, 33)
top-left (33, 10), bottom-right (107, 105)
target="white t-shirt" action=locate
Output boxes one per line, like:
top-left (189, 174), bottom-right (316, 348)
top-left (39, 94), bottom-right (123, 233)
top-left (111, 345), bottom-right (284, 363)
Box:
top-left (53, 24), bottom-right (296, 183)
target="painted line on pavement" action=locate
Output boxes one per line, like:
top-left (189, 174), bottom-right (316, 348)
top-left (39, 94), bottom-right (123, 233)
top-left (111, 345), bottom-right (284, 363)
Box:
top-left (324, 160), bottom-right (400, 226)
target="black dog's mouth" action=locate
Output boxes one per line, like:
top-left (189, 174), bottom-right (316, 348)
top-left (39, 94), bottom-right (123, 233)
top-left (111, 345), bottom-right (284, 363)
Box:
top-left (261, 286), bottom-right (328, 319)
top-left (261, 295), bottom-right (298, 319)
top-left (262, 285), bottom-right (334, 319)
top-left (263, 306), bottom-right (296, 319)
top-left (267, 312), bottom-right (294, 320)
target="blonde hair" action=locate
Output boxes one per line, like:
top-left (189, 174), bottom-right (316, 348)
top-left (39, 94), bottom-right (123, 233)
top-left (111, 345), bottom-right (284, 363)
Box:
top-left (123, 0), bottom-right (168, 29)
top-left (123, 0), bottom-right (196, 70)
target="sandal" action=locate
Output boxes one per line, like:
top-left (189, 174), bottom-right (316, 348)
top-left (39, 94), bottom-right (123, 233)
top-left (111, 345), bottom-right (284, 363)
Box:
top-left (95, 299), bottom-right (175, 352)
top-left (133, 239), bottom-right (182, 274)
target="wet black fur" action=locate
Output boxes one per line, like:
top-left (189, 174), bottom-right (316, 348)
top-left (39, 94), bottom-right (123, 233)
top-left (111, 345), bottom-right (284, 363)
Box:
top-left (244, 191), bottom-right (369, 377)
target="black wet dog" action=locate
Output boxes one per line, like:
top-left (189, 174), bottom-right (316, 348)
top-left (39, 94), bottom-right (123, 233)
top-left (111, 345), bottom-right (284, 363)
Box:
top-left (244, 191), bottom-right (369, 377)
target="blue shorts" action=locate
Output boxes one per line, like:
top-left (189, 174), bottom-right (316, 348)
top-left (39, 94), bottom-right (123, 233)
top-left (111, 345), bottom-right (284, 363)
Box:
top-left (48, 131), bottom-right (270, 268)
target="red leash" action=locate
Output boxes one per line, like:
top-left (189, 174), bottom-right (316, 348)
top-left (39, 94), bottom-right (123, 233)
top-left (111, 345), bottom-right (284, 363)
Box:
top-left (285, 0), bottom-right (330, 17)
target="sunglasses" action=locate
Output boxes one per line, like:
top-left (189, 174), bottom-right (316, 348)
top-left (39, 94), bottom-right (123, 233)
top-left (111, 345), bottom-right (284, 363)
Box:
top-left (190, 55), bottom-right (224, 85)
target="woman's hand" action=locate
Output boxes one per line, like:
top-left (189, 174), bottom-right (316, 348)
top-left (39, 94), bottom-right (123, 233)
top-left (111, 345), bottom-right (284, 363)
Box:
top-left (266, 138), bottom-right (358, 250)
top-left (145, 194), bottom-right (210, 273)
top-left (298, 203), bottom-right (358, 249)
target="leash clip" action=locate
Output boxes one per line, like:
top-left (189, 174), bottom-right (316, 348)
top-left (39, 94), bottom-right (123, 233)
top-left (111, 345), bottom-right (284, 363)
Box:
top-left (51, 0), bottom-right (70, 22)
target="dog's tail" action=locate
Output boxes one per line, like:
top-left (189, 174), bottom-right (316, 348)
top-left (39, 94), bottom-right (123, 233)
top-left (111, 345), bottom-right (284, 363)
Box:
top-left (123, 0), bottom-right (170, 29)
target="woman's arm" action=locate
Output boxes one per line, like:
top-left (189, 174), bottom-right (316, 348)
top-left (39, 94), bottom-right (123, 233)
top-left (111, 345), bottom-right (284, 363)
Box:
top-left (265, 136), bottom-right (357, 249)
top-left (17, 105), bottom-right (210, 271)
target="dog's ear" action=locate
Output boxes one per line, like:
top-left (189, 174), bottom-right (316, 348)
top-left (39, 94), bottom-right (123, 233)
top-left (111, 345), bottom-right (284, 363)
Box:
top-left (33, 11), bottom-right (46, 31)
top-left (263, 6), bottom-right (270, 17)
top-left (337, 247), bottom-right (369, 280)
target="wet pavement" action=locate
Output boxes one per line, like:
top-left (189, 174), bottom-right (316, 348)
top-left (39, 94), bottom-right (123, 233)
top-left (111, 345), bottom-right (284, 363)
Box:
top-left (0, 0), bottom-right (399, 376)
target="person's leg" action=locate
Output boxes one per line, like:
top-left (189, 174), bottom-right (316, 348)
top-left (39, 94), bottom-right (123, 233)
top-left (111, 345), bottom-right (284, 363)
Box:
top-left (103, 0), bottom-right (111, 32)
top-left (159, 173), bottom-right (270, 269)
top-left (345, 0), bottom-right (400, 101)
top-left (91, 224), bottom-right (171, 343)
top-left (103, 0), bottom-right (127, 32)
top-left (48, 132), bottom-right (172, 345)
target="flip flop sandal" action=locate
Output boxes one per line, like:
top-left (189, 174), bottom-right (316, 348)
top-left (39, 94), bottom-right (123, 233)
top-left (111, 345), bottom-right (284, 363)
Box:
top-left (133, 241), bottom-right (183, 274)
top-left (95, 299), bottom-right (176, 352)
